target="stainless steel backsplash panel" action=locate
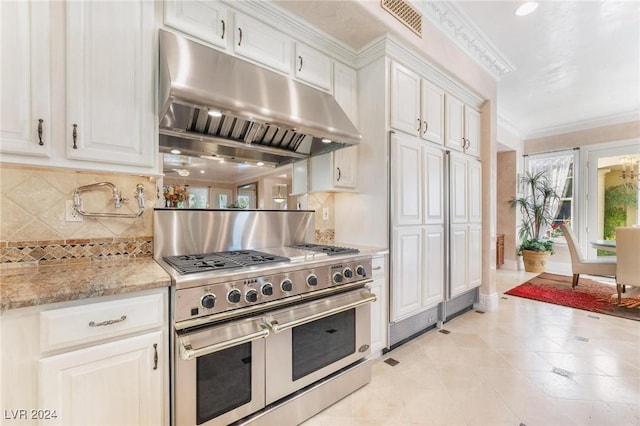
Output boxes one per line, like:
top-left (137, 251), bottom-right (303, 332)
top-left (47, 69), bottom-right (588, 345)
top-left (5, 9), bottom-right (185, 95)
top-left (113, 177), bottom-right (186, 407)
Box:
top-left (153, 209), bottom-right (315, 258)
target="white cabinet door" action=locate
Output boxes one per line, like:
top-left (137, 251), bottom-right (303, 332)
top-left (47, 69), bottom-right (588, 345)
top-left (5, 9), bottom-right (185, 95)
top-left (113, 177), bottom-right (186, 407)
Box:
top-left (233, 13), bottom-right (291, 74)
top-left (333, 62), bottom-right (358, 126)
top-left (0, 1), bottom-right (51, 158)
top-left (450, 152), bottom-right (468, 224)
top-left (423, 145), bottom-right (445, 224)
top-left (39, 331), bottom-right (164, 426)
top-left (391, 132), bottom-right (422, 225)
top-left (468, 224), bottom-right (482, 289)
top-left (390, 62), bottom-right (420, 136)
top-left (295, 43), bottom-right (332, 91)
top-left (464, 106), bottom-right (481, 158)
top-left (468, 159), bottom-right (482, 223)
top-left (369, 255), bottom-right (387, 355)
top-left (391, 227), bottom-right (422, 321)
top-left (333, 146), bottom-right (357, 189)
top-left (449, 224), bottom-right (468, 298)
top-left (422, 225), bottom-right (444, 308)
top-left (66, 0), bottom-right (156, 168)
top-left (445, 94), bottom-right (465, 152)
top-left (164, 0), bottom-right (229, 49)
top-left (421, 80), bottom-right (445, 145)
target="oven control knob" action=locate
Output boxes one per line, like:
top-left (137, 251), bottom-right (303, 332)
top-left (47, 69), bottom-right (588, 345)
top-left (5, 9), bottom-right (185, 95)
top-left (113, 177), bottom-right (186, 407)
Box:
top-left (343, 267), bottom-right (353, 278)
top-left (332, 272), bottom-right (344, 284)
top-left (261, 283), bottom-right (273, 296)
top-left (227, 289), bottom-right (241, 304)
top-left (356, 265), bottom-right (366, 277)
top-left (281, 279), bottom-right (293, 292)
top-left (201, 294), bottom-right (216, 309)
top-left (245, 289), bottom-right (258, 303)
top-left (307, 274), bottom-right (318, 287)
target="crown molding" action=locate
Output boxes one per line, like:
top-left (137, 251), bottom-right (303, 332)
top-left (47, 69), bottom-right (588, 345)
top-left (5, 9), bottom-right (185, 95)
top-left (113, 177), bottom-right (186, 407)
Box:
top-left (418, 2), bottom-right (515, 80)
top-left (497, 114), bottom-right (526, 141)
top-left (525, 110), bottom-right (640, 140)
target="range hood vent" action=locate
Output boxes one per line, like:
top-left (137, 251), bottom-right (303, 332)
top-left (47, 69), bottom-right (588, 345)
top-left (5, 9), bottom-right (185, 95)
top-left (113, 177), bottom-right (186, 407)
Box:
top-left (158, 30), bottom-right (361, 166)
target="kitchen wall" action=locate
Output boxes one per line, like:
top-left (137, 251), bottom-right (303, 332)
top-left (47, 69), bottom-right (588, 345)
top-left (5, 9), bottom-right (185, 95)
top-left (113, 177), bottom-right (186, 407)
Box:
top-left (306, 193), bottom-right (335, 243)
top-left (496, 151), bottom-right (518, 269)
top-left (0, 164), bottom-right (157, 265)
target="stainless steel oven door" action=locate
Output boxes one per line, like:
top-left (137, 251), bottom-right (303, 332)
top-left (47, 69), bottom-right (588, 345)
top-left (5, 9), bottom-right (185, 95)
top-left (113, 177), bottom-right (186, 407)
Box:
top-left (263, 288), bottom-right (376, 404)
top-left (174, 316), bottom-right (269, 426)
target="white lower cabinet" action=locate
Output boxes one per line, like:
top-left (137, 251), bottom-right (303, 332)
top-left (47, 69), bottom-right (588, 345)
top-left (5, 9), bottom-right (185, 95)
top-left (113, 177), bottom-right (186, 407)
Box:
top-left (39, 331), bottom-right (163, 426)
top-left (0, 288), bottom-right (168, 426)
top-left (391, 227), bottom-right (422, 321)
top-left (422, 225), bottom-right (444, 308)
top-left (368, 255), bottom-right (388, 356)
top-left (450, 223), bottom-right (482, 298)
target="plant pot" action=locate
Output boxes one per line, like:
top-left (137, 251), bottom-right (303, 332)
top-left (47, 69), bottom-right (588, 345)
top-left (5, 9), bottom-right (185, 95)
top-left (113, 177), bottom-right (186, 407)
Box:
top-left (521, 250), bottom-right (550, 273)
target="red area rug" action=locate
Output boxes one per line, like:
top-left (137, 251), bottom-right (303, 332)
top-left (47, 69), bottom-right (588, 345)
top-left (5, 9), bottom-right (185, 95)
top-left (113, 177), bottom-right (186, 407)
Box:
top-left (505, 272), bottom-right (640, 321)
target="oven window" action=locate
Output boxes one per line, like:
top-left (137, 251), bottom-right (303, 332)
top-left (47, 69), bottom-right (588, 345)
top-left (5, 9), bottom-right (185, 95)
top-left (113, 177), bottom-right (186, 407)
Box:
top-left (196, 343), bottom-right (252, 425)
top-left (292, 309), bottom-right (356, 381)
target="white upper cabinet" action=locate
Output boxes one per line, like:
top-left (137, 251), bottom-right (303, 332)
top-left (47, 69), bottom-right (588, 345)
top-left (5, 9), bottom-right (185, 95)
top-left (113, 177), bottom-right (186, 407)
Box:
top-left (0, 1), bottom-right (51, 158)
top-left (333, 146), bottom-right (358, 188)
top-left (333, 62), bottom-right (358, 126)
top-left (164, 0), bottom-right (229, 48)
top-left (445, 94), bottom-right (465, 153)
top-left (464, 106), bottom-right (481, 158)
top-left (420, 80), bottom-right (445, 145)
top-left (66, 1), bottom-right (156, 169)
top-left (308, 146), bottom-right (358, 192)
top-left (233, 12), bottom-right (291, 74)
top-left (390, 62), bottom-right (421, 136)
top-left (295, 43), bottom-right (332, 91)
top-left (446, 94), bottom-right (481, 158)
top-left (450, 152), bottom-right (469, 224)
top-left (291, 159), bottom-right (308, 195)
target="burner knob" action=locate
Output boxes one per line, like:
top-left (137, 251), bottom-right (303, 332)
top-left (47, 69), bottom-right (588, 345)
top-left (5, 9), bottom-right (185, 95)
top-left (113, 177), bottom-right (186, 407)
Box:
top-left (332, 272), bottom-right (344, 284)
top-left (307, 274), bottom-right (318, 287)
top-left (344, 267), bottom-right (353, 278)
top-left (245, 289), bottom-right (258, 303)
top-left (201, 293), bottom-right (216, 309)
top-left (261, 283), bottom-right (273, 296)
top-left (227, 289), bottom-right (241, 304)
top-left (356, 265), bottom-right (366, 277)
top-left (281, 279), bottom-right (293, 292)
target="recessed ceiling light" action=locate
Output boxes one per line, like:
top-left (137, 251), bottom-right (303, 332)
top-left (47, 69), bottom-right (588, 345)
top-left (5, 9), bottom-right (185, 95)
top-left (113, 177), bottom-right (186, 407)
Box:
top-left (170, 148), bottom-right (181, 155)
top-left (208, 109), bottom-right (222, 117)
top-left (200, 170), bottom-right (205, 174)
top-left (321, 138), bottom-right (332, 144)
top-left (515, 1), bottom-right (538, 16)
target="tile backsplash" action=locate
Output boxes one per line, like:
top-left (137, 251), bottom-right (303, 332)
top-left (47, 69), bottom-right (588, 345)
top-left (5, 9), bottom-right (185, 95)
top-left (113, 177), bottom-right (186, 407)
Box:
top-left (0, 164), bottom-right (157, 264)
top-left (306, 192), bottom-right (335, 244)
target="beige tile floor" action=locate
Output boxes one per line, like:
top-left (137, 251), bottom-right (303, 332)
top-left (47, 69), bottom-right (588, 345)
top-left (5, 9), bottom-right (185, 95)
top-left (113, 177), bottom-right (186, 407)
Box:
top-left (303, 269), bottom-right (640, 426)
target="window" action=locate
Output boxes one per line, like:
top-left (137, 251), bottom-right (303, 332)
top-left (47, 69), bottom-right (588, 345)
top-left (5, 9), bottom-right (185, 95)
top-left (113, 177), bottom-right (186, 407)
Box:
top-left (188, 187), bottom-right (209, 209)
top-left (525, 150), bottom-right (576, 243)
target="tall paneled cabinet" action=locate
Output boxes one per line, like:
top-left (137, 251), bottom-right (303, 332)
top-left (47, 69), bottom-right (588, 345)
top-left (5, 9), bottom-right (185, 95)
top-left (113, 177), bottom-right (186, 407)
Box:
top-left (386, 56), bottom-right (483, 338)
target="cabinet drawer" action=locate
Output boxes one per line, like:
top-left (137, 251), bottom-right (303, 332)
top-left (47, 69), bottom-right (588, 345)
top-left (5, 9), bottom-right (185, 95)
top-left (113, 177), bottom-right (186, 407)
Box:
top-left (371, 256), bottom-right (385, 279)
top-left (40, 293), bottom-right (165, 352)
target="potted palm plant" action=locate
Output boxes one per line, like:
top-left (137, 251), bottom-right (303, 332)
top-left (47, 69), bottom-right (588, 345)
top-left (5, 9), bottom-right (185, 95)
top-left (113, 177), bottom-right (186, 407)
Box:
top-left (510, 171), bottom-right (561, 272)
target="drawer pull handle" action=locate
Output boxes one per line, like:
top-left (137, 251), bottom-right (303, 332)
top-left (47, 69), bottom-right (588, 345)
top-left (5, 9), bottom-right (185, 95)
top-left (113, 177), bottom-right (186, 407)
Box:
top-left (372, 266), bottom-right (382, 270)
top-left (221, 19), bottom-right (225, 39)
top-left (153, 343), bottom-right (158, 370)
top-left (88, 315), bottom-right (127, 327)
top-left (72, 124), bottom-right (78, 149)
top-left (38, 119), bottom-right (44, 145)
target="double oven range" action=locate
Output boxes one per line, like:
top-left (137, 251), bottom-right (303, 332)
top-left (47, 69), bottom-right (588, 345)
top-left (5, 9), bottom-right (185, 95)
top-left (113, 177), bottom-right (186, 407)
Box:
top-left (154, 209), bottom-right (376, 426)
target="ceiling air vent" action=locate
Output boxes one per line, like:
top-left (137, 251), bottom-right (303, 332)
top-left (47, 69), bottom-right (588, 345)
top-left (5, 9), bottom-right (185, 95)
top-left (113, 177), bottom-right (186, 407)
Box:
top-left (381, 0), bottom-right (422, 38)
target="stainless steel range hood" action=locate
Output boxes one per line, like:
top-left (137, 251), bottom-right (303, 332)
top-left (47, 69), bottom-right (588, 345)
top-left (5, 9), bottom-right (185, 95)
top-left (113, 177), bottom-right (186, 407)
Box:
top-left (158, 29), bottom-right (361, 166)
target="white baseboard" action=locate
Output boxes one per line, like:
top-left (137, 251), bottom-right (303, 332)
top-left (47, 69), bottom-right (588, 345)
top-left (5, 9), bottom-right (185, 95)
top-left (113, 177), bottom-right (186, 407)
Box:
top-left (500, 259), bottom-right (520, 271)
top-left (474, 292), bottom-right (499, 311)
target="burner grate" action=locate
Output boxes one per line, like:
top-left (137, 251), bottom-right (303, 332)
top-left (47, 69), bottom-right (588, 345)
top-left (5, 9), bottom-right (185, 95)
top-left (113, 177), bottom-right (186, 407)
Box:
top-left (163, 250), bottom-right (290, 275)
top-left (290, 244), bottom-right (360, 255)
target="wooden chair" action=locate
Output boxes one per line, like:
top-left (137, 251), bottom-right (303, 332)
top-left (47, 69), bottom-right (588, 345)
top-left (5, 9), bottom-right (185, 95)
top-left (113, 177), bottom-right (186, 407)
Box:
top-left (615, 227), bottom-right (640, 303)
top-left (560, 224), bottom-right (616, 289)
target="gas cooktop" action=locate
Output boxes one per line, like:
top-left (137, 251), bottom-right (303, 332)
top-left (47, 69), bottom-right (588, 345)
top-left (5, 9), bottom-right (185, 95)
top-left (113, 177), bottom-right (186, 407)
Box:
top-left (163, 250), bottom-right (290, 275)
top-left (290, 243), bottom-right (360, 256)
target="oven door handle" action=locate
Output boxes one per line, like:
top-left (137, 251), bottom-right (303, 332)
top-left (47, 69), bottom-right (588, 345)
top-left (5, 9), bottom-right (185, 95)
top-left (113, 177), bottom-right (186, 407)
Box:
top-left (265, 290), bottom-right (377, 333)
top-left (178, 328), bottom-right (269, 361)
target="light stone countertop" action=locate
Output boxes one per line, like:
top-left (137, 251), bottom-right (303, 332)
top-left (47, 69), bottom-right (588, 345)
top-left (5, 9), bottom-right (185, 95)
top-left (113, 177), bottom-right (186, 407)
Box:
top-left (0, 257), bottom-right (171, 312)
